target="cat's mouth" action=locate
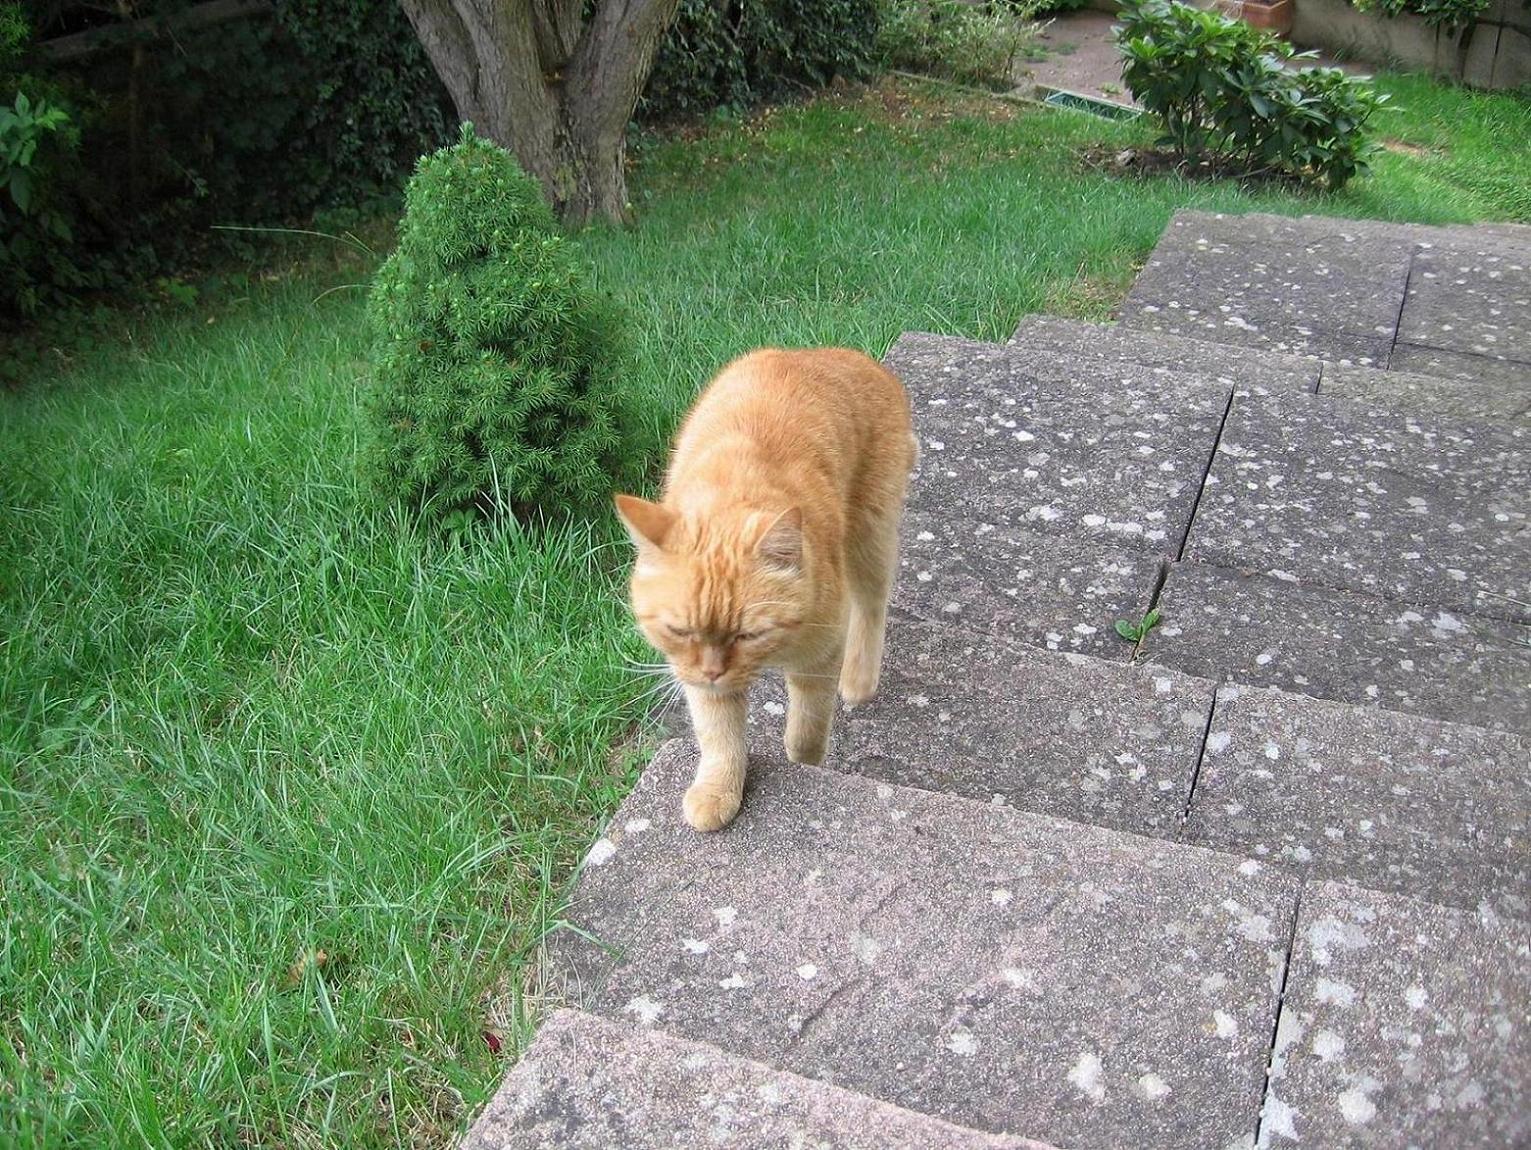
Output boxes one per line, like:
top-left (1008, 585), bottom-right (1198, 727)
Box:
top-left (683, 674), bottom-right (748, 696)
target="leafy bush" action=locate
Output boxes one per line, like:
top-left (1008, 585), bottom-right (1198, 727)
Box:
top-left (1351, 0), bottom-right (1488, 31)
top-left (1117, 0), bottom-right (1387, 189)
top-left (271, 0), bottom-right (451, 211)
top-left (877, 0), bottom-right (1040, 89)
top-left (643, 0), bottom-right (879, 120)
top-left (1, 6), bottom-right (96, 315)
top-left (366, 127), bottom-right (635, 523)
top-left (1, 92), bottom-right (75, 313)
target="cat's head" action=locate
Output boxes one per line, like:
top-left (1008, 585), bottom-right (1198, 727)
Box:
top-left (615, 493), bottom-right (808, 694)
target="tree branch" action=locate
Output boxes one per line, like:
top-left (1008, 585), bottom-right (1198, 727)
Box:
top-left (399, 0), bottom-right (486, 124)
top-left (567, 0), bottom-right (683, 141)
top-left (532, 0), bottom-right (583, 75)
top-left (37, 0), bottom-right (270, 63)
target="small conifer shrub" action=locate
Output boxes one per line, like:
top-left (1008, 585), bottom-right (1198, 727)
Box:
top-left (366, 124), bottom-right (633, 522)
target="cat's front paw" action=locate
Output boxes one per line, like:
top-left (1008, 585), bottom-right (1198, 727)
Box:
top-left (784, 730), bottom-right (828, 766)
top-left (683, 782), bottom-right (742, 832)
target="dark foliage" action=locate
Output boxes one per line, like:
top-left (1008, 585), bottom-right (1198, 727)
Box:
top-left (2, 0), bottom-right (452, 318)
top-left (642, 0), bottom-right (879, 120)
top-left (1352, 0), bottom-right (1490, 31)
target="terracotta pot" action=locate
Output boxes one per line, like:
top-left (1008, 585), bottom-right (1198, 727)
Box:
top-left (1218, 0), bottom-right (1296, 36)
top-left (1246, 0), bottom-right (1295, 34)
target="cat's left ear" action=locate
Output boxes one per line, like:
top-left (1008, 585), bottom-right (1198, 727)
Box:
top-left (756, 507), bottom-right (803, 571)
top-left (614, 494), bottom-right (676, 551)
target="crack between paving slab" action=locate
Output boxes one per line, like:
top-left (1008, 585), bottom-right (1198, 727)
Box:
top-left (1381, 248), bottom-right (1418, 372)
top-left (1176, 682), bottom-right (1221, 831)
top-left (1129, 557), bottom-right (1170, 664)
top-left (854, 879), bottom-right (912, 933)
top-left (1173, 386), bottom-right (1236, 564)
top-left (1251, 884), bottom-right (1304, 1150)
top-left (779, 879), bottom-right (910, 1050)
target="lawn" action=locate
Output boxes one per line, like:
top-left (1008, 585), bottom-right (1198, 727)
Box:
top-left (2, 73), bottom-right (1527, 1148)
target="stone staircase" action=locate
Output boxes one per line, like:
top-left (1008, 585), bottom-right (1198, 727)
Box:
top-left (463, 211), bottom-right (1530, 1149)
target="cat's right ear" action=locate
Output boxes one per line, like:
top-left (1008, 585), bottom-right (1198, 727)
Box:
top-left (614, 494), bottom-right (676, 552)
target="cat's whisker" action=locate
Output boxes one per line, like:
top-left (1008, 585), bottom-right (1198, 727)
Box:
top-left (631, 675), bottom-right (684, 709)
top-left (633, 681), bottom-right (681, 707)
top-left (628, 663), bottom-right (666, 681)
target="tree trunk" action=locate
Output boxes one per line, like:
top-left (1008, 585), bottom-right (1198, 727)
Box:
top-left (399, 0), bottom-right (680, 226)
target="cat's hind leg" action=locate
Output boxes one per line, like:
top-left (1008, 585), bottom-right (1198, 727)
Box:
top-left (839, 508), bottom-right (901, 707)
top-left (682, 686), bottom-right (748, 832)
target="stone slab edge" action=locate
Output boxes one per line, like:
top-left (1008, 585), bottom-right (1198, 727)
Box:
top-left (463, 1008), bottom-right (1056, 1150)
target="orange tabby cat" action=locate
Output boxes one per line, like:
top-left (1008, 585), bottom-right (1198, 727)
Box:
top-left (616, 348), bottom-right (916, 832)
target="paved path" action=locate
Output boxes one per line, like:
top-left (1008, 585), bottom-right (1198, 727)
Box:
top-left (465, 211), bottom-right (1530, 1148)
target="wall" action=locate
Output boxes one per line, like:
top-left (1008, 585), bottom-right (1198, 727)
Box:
top-left (1290, 0), bottom-right (1529, 88)
top-left (1090, 0), bottom-right (1530, 88)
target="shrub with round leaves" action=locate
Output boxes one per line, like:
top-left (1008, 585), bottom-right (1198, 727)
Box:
top-left (366, 124), bottom-right (634, 522)
top-left (1117, 0), bottom-right (1387, 190)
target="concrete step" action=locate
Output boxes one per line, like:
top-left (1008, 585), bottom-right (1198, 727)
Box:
top-left (748, 617), bottom-right (1213, 837)
top-left (1010, 312), bottom-right (1321, 393)
top-left (1318, 358), bottom-right (1531, 426)
top-left (887, 331), bottom-right (1232, 559)
top-left (894, 505), bottom-right (1158, 662)
top-left (1120, 210), bottom-right (1531, 385)
top-left (463, 1008), bottom-right (1051, 1149)
top-left (1261, 881), bottom-right (1530, 1146)
top-left (1388, 343), bottom-right (1531, 390)
top-left (1395, 238), bottom-right (1531, 381)
top-left (706, 612), bottom-right (1529, 917)
top-left (1460, 220), bottom-right (1531, 251)
top-left (1120, 214), bottom-right (1413, 366)
top-left (1184, 683), bottom-right (1530, 921)
top-left (1012, 313), bottom-right (1531, 426)
top-left (1144, 562), bottom-right (1531, 736)
top-left (1158, 210), bottom-right (1531, 259)
top-left (555, 742), bottom-right (1300, 1150)
top-left (1186, 390), bottom-right (1529, 624)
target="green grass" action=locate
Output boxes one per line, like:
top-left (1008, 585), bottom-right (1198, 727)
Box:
top-left (0, 272), bottom-right (658, 1146)
top-left (2, 73), bottom-right (1527, 1148)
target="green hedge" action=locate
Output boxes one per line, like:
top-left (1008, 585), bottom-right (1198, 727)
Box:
top-left (1118, 0), bottom-right (1387, 190)
top-left (367, 127), bottom-right (636, 523)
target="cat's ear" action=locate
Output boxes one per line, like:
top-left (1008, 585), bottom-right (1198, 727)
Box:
top-left (756, 506), bottom-right (803, 571)
top-left (614, 494), bottom-right (676, 551)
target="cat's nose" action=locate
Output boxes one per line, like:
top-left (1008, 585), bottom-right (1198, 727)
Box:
top-left (701, 646), bottom-right (727, 680)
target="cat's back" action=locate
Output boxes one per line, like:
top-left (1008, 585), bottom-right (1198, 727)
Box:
top-left (675, 347), bottom-right (909, 457)
top-left (666, 347), bottom-right (913, 521)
